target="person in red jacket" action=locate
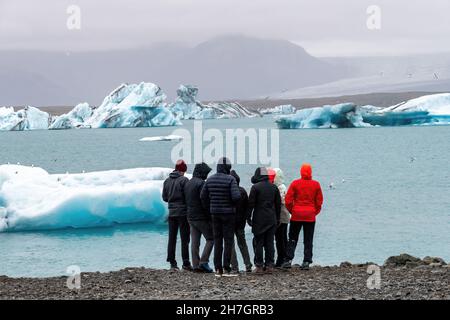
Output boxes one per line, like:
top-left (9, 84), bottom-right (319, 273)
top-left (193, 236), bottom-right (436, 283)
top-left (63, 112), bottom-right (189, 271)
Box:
top-left (282, 163), bottom-right (323, 270)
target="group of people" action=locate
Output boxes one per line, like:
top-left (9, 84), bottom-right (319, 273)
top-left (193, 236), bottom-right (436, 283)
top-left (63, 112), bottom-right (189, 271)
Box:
top-left (162, 157), bottom-right (323, 277)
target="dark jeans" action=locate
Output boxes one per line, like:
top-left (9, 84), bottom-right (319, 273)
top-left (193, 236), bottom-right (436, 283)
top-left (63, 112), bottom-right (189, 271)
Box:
top-left (167, 215), bottom-right (191, 266)
top-left (285, 221), bottom-right (315, 263)
top-left (231, 228), bottom-right (252, 270)
top-left (189, 219), bottom-right (214, 268)
top-left (275, 223), bottom-right (288, 266)
top-left (212, 214), bottom-right (235, 272)
top-left (253, 225), bottom-right (277, 268)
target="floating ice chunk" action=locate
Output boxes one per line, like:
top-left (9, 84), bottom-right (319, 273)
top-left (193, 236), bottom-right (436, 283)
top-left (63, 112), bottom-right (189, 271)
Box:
top-left (276, 103), bottom-right (367, 129)
top-left (170, 85), bottom-right (207, 119)
top-left (0, 165), bottom-right (176, 232)
top-left (139, 135), bottom-right (183, 142)
top-left (381, 93), bottom-right (450, 115)
top-left (49, 103), bottom-right (93, 129)
top-left (169, 85), bottom-right (260, 120)
top-left (85, 83), bottom-right (180, 128)
top-left (260, 104), bottom-right (296, 115)
top-left (0, 106), bottom-right (50, 131)
top-left (276, 93), bottom-right (450, 129)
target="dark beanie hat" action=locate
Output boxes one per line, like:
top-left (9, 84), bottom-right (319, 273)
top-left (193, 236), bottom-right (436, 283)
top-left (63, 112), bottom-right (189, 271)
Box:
top-left (175, 159), bottom-right (187, 173)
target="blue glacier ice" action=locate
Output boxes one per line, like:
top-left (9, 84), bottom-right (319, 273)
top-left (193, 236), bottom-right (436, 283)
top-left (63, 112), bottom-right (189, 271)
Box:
top-left (84, 83), bottom-right (181, 128)
top-left (0, 106), bottom-right (50, 131)
top-left (49, 103), bottom-right (93, 129)
top-left (0, 165), bottom-right (175, 232)
top-left (169, 84), bottom-right (260, 120)
top-left (259, 104), bottom-right (296, 115)
top-left (276, 93), bottom-right (450, 129)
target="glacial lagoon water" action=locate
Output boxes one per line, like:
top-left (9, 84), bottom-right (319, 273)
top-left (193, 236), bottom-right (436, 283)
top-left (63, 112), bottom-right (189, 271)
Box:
top-left (0, 117), bottom-right (449, 277)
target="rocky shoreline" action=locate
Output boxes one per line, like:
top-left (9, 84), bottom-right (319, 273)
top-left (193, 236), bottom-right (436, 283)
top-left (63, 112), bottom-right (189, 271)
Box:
top-left (0, 254), bottom-right (448, 300)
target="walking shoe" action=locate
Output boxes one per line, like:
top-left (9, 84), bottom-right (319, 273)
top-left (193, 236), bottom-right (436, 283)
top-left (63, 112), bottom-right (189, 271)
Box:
top-left (265, 266), bottom-right (275, 274)
top-left (281, 260), bottom-right (292, 269)
top-left (245, 265), bottom-right (253, 273)
top-left (300, 262), bottom-right (310, 270)
top-left (170, 264), bottom-right (179, 271)
top-left (199, 263), bottom-right (214, 273)
top-left (253, 266), bottom-right (264, 274)
top-left (215, 269), bottom-right (223, 277)
top-left (193, 267), bottom-right (204, 273)
top-left (223, 270), bottom-right (239, 277)
top-left (182, 264), bottom-right (193, 272)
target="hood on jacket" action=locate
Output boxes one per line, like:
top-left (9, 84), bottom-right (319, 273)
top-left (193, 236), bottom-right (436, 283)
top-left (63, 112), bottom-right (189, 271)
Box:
top-left (217, 157), bottom-right (232, 174)
top-left (251, 167), bottom-right (269, 184)
top-left (169, 170), bottom-right (184, 179)
top-left (268, 168), bottom-right (276, 184)
top-left (193, 162), bottom-right (212, 180)
top-left (230, 170), bottom-right (240, 185)
top-left (273, 168), bottom-right (285, 186)
top-left (300, 163), bottom-right (312, 180)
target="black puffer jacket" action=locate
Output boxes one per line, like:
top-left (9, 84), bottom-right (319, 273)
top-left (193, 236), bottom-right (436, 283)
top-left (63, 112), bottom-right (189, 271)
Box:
top-left (247, 167), bottom-right (281, 235)
top-left (162, 170), bottom-right (189, 217)
top-left (230, 170), bottom-right (249, 230)
top-left (200, 160), bottom-right (241, 215)
top-left (184, 163), bottom-right (212, 221)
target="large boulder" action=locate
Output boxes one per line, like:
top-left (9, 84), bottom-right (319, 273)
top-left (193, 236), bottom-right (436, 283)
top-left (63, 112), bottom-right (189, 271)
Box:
top-left (422, 256), bottom-right (446, 266)
top-left (384, 253), bottom-right (423, 267)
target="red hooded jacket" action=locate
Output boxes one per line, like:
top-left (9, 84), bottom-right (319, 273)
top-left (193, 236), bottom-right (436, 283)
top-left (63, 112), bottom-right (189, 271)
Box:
top-left (285, 164), bottom-right (323, 222)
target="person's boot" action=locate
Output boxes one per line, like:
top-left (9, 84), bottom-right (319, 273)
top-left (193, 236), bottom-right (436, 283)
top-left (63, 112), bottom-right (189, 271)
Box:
top-left (265, 266), bottom-right (275, 274)
top-left (281, 260), bottom-right (292, 269)
top-left (182, 264), bottom-right (193, 272)
top-left (170, 263), bottom-right (179, 271)
top-left (223, 268), bottom-right (239, 277)
top-left (199, 263), bottom-right (213, 273)
top-left (301, 261), bottom-right (310, 270)
top-left (253, 266), bottom-right (264, 274)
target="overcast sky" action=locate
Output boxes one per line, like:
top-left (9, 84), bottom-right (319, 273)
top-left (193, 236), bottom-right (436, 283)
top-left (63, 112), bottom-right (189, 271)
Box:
top-left (1, 0), bottom-right (450, 56)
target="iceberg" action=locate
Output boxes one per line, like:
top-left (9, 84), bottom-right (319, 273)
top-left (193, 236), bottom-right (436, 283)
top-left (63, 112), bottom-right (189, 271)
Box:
top-left (276, 93), bottom-right (450, 129)
top-left (0, 106), bottom-right (50, 131)
top-left (49, 103), bottom-right (93, 130)
top-left (169, 85), bottom-right (208, 119)
top-left (259, 104), bottom-right (296, 115)
top-left (83, 83), bottom-right (181, 128)
top-left (139, 135), bottom-right (183, 142)
top-left (1, 83), bottom-right (262, 131)
top-left (0, 165), bottom-right (175, 232)
top-left (169, 84), bottom-right (260, 120)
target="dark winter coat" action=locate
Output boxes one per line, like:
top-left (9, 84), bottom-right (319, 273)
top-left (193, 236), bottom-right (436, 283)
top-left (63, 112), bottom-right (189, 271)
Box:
top-left (184, 163), bottom-right (212, 221)
top-left (230, 170), bottom-right (249, 230)
top-left (247, 167), bottom-right (281, 235)
top-left (162, 170), bottom-right (189, 217)
top-left (200, 162), bottom-right (241, 215)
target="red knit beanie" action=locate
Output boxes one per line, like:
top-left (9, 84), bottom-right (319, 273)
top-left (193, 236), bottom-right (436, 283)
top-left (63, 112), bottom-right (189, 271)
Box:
top-left (175, 159), bottom-right (187, 173)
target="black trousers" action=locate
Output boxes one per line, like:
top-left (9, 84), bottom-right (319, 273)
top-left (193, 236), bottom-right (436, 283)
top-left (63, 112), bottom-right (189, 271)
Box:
top-left (285, 221), bottom-right (315, 263)
top-left (212, 214), bottom-right (235, 272)
top-left (167, 215), bottom-right (191, 266)
top-left (275, 223), bottom-right (288, 266)
top-left (253, 225), bottom-right (277, 268)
